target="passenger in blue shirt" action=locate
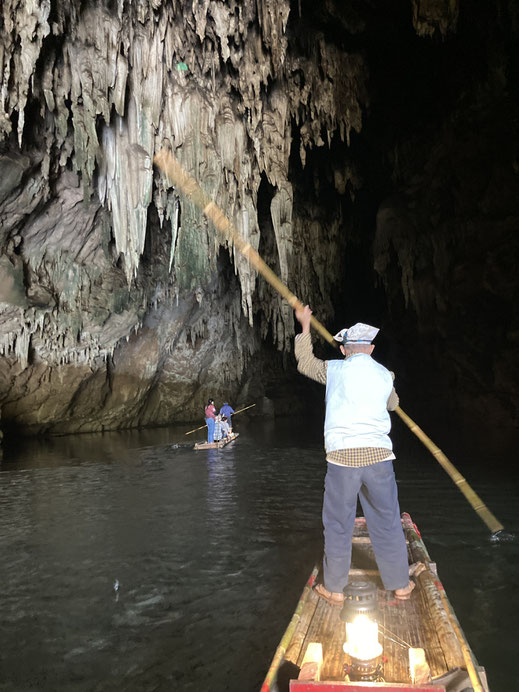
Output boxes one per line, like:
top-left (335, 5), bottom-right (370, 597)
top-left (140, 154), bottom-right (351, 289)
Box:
top-left (221, 416), bottom-right (231, 439)
top-left (214, 415), bottom-right (223, 441)
top-left (219, 402), bottom-right (235, 431)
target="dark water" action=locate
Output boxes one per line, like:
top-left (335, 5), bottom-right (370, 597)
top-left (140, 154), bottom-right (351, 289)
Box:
top-left (0, 417), bottom-right (518, 692)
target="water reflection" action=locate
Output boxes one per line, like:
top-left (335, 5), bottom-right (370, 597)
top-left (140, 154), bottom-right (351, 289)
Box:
top-left (0, 418), bottom-right (517, 691)
top-left (1, 424), bottom-right (195, 470)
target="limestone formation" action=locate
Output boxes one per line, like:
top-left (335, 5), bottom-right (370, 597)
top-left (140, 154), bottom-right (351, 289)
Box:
top-left (0, 0), bottom-right (367, 432)
top-left (411, 0), bottom-right (459, 38)
top-left (0, 0), bottom-right (517, 444)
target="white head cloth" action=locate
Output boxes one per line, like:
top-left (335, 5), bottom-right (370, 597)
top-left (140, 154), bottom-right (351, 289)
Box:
top-left (333, 322), bottom-right (379, 344)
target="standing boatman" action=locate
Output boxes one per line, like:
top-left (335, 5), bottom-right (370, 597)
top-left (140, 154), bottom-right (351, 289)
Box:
top-left (219, 402), bottom-right (235, 432)
top-left (294, 305), bottom-right (414, 604)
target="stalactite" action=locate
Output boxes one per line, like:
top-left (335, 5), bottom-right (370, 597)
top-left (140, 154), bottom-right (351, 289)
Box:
top-left (0, 0), bottom-right (51, 143)
top-left (2, 0), bottom-right (367, 294)
top-left (411, 0), bottom-right (459, 38)
top-left (98, 116), bottom-right (152, 281)
top-left (0, 0), bottom-right (372, 431)
top-left (168, 198), bottom-right (180, 273)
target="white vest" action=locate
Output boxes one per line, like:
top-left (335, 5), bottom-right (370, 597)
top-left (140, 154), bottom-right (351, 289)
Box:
top-left (324, 354), bottom-right (393, 452)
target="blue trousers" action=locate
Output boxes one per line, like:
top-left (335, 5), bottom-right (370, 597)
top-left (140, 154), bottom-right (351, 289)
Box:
top-left (206, 418), bottom-right (215, 443)
top-left (322, 461), bottom-right (409, 593)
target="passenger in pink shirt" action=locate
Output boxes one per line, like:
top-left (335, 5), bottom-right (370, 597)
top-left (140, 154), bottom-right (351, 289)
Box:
top-left (204, 399), bottom-right (216, 442)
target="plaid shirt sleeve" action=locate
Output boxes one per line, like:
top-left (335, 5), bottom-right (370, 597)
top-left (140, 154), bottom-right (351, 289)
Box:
top-left (294, 333), bottom-right (327, 384)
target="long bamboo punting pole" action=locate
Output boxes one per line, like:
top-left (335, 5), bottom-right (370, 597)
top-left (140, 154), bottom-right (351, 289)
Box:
top-left (154, 149), bottom-right (504, 535)
top-left (402, 514), bottom-right (486, 691)
top-left (437, 587), bottom-right (486, 692)
top-left (260, 566), bottom-right (319, 692)
top-left (154, 149), bottom-right (335, 346)
top-left (184, 403), bottom-right (256, 435)
top-left (395, 407), bottom-right (503, 534)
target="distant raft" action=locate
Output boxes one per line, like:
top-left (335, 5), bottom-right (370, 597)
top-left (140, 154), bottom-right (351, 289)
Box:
top-left (194, 433), bottom-right (239, 450)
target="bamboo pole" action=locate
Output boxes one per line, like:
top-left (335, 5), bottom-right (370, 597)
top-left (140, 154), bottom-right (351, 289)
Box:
top-left (154, 149), bottom-right (504, 535)
top-left (437, 587), bottom-right (486, 692)
top-left (184, 403), bottom-right (256, 435)
top-left (403, 515), bottom-right (487, 691)
top-left (394, 406), bottom-right (503, 534)
top-left (260, 566), bottom-right (319, 692)
top-left (154, 149), bottom-right (335, 346)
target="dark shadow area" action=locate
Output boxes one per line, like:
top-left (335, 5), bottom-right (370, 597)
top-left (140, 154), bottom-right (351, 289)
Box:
top-left (275, 660), bottom-right (301, 692)
top-left (283, 0), bottom-right (519, 464)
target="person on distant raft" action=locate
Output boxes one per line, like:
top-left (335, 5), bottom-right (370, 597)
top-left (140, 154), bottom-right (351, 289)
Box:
top-left (221, 415), bottom-right (231, 440)
top-left (219, 402), bottom-right (235, 431)
top-left (205, 398), bottom-right (216, 443)
top-left (214, 414), bottom-right (223, 442)
top-left (294, 305), bottom-right (414, 605)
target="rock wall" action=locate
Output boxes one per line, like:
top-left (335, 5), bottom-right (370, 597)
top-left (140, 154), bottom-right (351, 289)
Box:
top-left (0, 0), bottom-right (365, 432)
top-left (1, 0), bottom-right (517, 445)
top-left (372, 0), bottom-right (519, 444)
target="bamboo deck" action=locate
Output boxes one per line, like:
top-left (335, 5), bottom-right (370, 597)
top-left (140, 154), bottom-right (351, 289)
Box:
top-left (193, 432), bottom-right (239, 450)
top-left (261, 513), bottom-right (489, 692)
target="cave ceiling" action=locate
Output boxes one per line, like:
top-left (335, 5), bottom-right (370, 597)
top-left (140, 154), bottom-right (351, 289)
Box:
top-left (0, 0), bottom-right (517, 441)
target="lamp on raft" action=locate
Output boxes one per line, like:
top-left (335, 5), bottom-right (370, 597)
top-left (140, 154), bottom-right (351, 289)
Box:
top-left (341, 581), bottom-right (383, 681)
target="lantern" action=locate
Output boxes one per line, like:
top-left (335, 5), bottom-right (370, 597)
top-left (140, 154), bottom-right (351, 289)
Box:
top-left (341, 581), bottom-right (383, 681)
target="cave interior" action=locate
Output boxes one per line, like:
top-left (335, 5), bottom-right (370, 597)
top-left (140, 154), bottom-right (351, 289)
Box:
top-left (0, 0), bottom-right (517, 457)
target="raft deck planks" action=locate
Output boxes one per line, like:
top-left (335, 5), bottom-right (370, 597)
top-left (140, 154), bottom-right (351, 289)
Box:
top-left (263, 513), bottom-right (488, 691)
top-left (193, 433), bottom-right (239, 450)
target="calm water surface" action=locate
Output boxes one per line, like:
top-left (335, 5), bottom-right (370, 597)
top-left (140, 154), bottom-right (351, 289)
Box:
top-left (0, 417), bottom-right (518, 691)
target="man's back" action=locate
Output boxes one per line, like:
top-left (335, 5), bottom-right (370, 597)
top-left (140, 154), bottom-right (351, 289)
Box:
top-left (220, 404), bottom-right (234, 417)
top-left (325, 355), bottom-right (393, 453)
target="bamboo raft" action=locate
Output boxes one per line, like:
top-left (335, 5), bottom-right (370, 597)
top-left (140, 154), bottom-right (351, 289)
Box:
top-left (193, 433), bottom-right (239, 450)
top-left (261, 513), bottom-right (489, 692)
